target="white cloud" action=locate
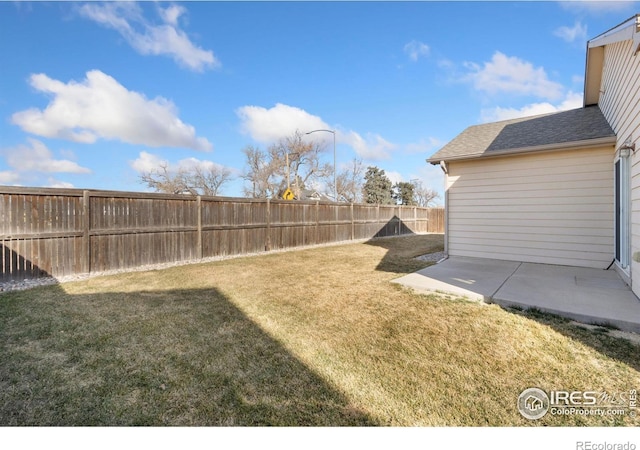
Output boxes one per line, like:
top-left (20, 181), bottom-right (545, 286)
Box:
top-left (237, 103), bottom-right (398, 161)
top-left (340, 131), bottom-right (397, 161)
top-left (130, 151), bottom-right (167, 173)
top-left (79, 2), bottom-right (218, 72)
top-left (572, 74), bottom-right (584, 85)
top-left (130, 151), bottom-right (232, 175)
top-left (236, 103), bottom-right (330, 143)
top-left (0, 171), bottom-right (21, 184)
top-left (463, 51), bottom-right (564, 100)
top-left (59, 148), bottom-right (78, 160)
top-left (385, 170), bottom-right (404, 185)
top-left (176, 156), bottom-right (232, 174)
top-left (405, 137), bottom-right (444, 154)
top-left (404, 40), bottom-right (430, 62)
top-left (158, 4), bottom-right (185, 27)
top-left (437, 59), bottom-right (455, 70)
top-left (480, 91), bottom-right (583, 122)
top-left (47, 179), bottom-right (75, 189)
top-left (12, 70), bottom-right (212, 151)
top-left (554, 21), bottom-right (587, 43)
top-left (3, 138), bottom-right (91, 174)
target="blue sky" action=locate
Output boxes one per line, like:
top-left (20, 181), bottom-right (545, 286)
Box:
top-left (1, 1), bottom-right (639, 203)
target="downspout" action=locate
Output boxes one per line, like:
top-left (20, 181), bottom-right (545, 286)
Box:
top-left (615, 138), bottom-right (636, 287)
top-left (427, 158), bottom-right (450, 261)
top-left (439, 160), bottom-right (449, 258)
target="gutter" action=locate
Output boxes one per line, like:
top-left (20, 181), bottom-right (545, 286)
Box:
top-left (435, 160), bottom-right (449, 257)
top-left (426, 135), bottom-right (616, 165)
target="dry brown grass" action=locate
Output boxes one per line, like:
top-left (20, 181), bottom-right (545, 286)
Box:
top-left (1, 234), bottom-right (638, 426)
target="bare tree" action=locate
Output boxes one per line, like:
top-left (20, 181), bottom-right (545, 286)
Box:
top-left (241, 145), bottom-right (280, 198)
top-left (331, 158), bottom-right (364, 203)
top-left (140, 163), bottom-right (189, 194)
top-left (140, 162), bottom-right (233, 196)
top-left (191, 165), bottom-right (233, 196)
top-left (273, 130), bottom-right (333, 199)
top-left (411, 179), bottom-right (441, 207)
top-left (242, 131), bottom-right (333, 199)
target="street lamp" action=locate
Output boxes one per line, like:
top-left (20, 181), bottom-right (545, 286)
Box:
top-left (305, 129), bottom-right (336, 202)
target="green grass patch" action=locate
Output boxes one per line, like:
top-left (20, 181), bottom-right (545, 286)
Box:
top-left (1, 234), bottom-right (638, 426)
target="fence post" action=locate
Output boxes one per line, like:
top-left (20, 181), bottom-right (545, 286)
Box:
top-left (265, 198), bottom-right (271, 251)
top-left (414, 206), bottom-right (417, 233)
top-left (315, 201), bottom-right (319, 244)
top-left (350, 203), bottom-right (354, 240)
top-left (196, 195), bottom-right (202, 260)
top-left (335, 203), bottom-right (338, 241)
top-left (82, 190), bottom-right (91, 274)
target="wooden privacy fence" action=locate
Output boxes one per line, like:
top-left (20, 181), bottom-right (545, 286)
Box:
top-left (0, 187), bottom-right (444, 281)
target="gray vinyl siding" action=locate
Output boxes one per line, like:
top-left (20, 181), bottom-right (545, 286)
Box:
top-left (446, 146), bottom-right (614, 268)
top-left (597, 39), bottom-right (640, 295)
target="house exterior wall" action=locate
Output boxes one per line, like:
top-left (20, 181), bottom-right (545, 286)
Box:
top-left (445, 146), bottom-right (615, 268)
top-left (597, 39), bottom-right (640, 295)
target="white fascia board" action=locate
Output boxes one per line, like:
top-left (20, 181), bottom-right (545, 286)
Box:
top-left (588, 15), bottom-right (639, 48)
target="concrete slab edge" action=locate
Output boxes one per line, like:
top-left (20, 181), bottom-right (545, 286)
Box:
top-left (489, 297), bottom-right (640, 335)
top-left (391, 278), bottom-right (490, 302)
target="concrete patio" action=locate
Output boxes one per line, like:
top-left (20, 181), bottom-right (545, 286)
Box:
top-left (393, 256), bottom-right (640, 334)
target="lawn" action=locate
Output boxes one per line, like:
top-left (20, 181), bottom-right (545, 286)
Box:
top-left (1, 234), bottom-right (638, 426)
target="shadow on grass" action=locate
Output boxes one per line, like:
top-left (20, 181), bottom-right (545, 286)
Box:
top-left (365, 234), bottom-right (445, 275)
top-left (0, 284), bottom-right (377, 426)
top-left (506, 307), bottom-right (640, 373)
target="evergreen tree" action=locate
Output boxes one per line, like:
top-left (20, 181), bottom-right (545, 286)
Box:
top-left (363, 166), bottom-right (393, 204)
top-left (392, 181), bottom-right (416, 205)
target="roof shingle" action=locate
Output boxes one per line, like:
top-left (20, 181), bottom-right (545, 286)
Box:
top-left (427, 106), bottom-right (616, 163)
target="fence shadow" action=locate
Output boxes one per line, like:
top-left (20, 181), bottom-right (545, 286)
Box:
top-left (366, 217), bottom-right (444, 275)
top-left (1, 244), bottom-right (50, 283)
top-left (372, 215), bottom-right (416, 239)
top-left (0, 284), bottom-right (377, 426)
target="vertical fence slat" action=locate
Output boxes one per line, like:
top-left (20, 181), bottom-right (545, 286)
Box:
top-left (82, 191), bottom-right (91, 274)
top-left (0, 188), bottom-right (443, 282)
top-left (265, 198), bottom-right (271, 251)
top-left (196, 196), bottom-right (202, 260)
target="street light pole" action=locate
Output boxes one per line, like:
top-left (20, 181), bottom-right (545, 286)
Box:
top-left (305, 129), bottom-right (336, 202)
top-left (286, 152), bottom-right (291, 190)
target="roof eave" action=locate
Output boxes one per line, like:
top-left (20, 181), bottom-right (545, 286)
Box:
top-left (584, 14), bottom-right (640, 106)
top-left (426, 135), bottom-right (617, 164)
top-left (587, 14), bottom-right (639, 48)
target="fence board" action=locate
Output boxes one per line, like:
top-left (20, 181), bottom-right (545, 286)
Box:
top-left (0, 187), bottom-right (443, 281)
